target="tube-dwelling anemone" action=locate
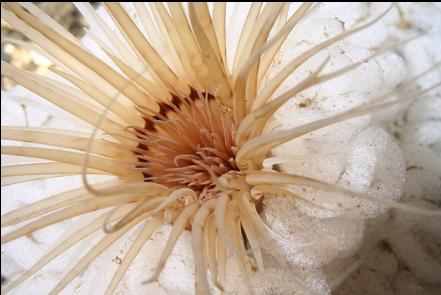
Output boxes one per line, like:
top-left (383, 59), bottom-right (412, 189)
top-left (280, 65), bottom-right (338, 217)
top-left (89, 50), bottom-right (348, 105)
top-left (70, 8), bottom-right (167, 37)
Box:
top-left (1, 2), bottom-right (440, 295)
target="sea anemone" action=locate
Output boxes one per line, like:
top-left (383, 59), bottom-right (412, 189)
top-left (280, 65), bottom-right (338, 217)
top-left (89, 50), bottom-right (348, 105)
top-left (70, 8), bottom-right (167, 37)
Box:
top-left (1, 2), bottom-right (440, 295)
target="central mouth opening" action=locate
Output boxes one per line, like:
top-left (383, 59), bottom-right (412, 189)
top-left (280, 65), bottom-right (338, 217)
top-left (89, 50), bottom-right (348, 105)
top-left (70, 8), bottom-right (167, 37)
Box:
top-left (132, 89), bottom-right (240, 202)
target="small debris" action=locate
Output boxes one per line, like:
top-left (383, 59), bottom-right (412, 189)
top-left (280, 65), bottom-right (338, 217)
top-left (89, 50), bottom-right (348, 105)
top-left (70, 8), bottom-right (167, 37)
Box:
top-left (112, 255), bottom-right (123, 265)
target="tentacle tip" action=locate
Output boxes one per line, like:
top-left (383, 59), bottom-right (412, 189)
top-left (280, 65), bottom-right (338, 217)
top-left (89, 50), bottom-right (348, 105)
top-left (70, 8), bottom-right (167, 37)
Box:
top-left (141, 278), bottom-right (156, 285)
top-left (103, 228), bottom-right (113, 234)
top-left (103, 224), bottom-right (120, 234)
top-left (215, 282), bottom-right (225, 291)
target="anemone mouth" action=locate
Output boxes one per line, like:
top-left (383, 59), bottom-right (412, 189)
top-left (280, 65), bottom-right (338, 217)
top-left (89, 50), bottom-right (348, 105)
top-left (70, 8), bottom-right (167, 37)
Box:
top-left (128, 88), bottom-right (240, 202)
